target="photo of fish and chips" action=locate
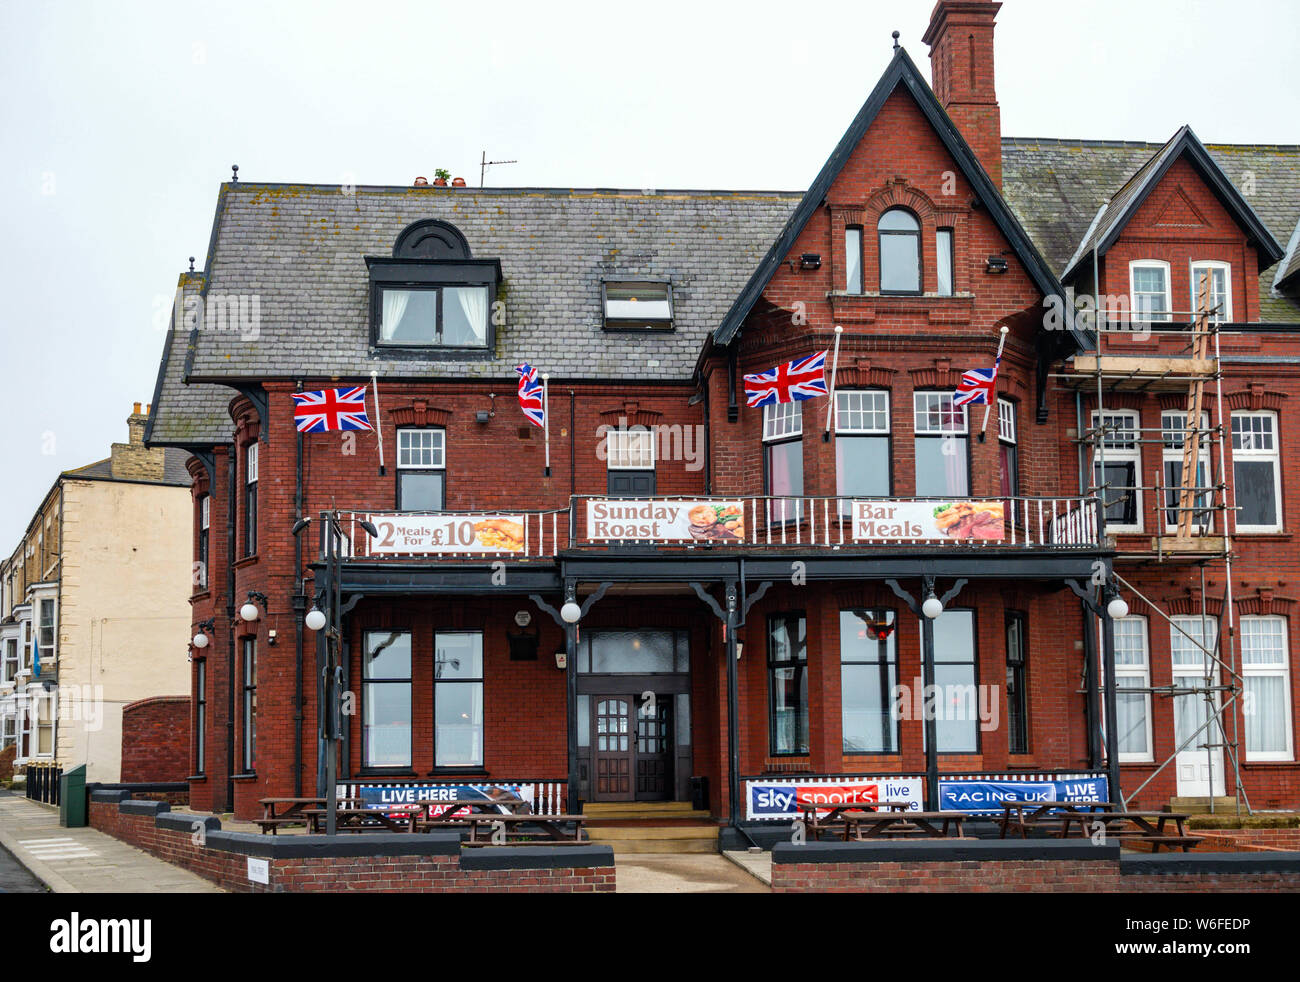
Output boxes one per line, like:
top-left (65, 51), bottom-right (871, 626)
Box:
top-left (471, 518), bottom-right (526, 552)
top-left (931, 501), bottom-right (1004, 540)
top-left (687, 503), bottom-right (745, 542)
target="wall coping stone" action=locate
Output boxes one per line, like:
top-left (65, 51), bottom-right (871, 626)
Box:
top-left (156, 811), bottom-right (221, 833)
top-left (120, 799), bottom-right (170, 816)
top-left (458, 845), bottom-right (616, 870)
top-left (771, 839), bottom-right (1120, 864)
top-left (90, 790), bottom-right (132, 803)
top-left (1121, 851), bottom-right (1300, 875)
top-left (200, 830), bottom-right (463, 859)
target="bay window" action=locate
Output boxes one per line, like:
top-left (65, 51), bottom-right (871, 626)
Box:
top-left (198, 493), bottom-right (210, 589)
top-left (914, 392), bottom-right (968, 497)
top-left (768, 612), bottom-right (808, 756)
top-left (363, 630), bottom-right (412, 769)
top-left (241, 638), bottom-right (257, 772)
top-left (434, 632), bottom-right (484, 768)
top-left (1006, 612), bottom-right (1028, 754)
top-left (1240, 616), bottom-right (1293, 761)
top-left (195, 659), bottom-right (206, 776)
top-left (243, 442), bottom-right (258, 556)
top-left (1232, 411), bottom-right (1281, 532)
top-left (932, 609), bottom-right (978, 753)
top-left (840, 608), bottom-right (898, 753)
top-left (763, 402), bottom-right (803, 523)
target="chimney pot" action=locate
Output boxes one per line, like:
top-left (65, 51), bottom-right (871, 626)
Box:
top-left (133, 401), bottom-right (142, 415)
top-left (451, 177), bottom-right (467, 188)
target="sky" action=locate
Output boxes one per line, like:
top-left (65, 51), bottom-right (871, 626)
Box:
top-left (0, 0), bottom-right (1296, 547)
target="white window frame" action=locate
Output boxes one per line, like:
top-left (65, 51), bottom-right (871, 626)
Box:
top-left (605, 427), bottom-right (656, 470)
top-left (2, 636), bottom-right (18, 685)
top-left (1161, 411), bottom-right (1212, 533)
top-left (845, 227), bottom-right (863, 294)
top-left (397, 427), bottom-right (446, 469)
top-left (913, 391), bottom-right (968, 435)
top-left (246, 442), bottom-right (258, 484)
top-left (1231, 411), bottom-right (1282, 533)
top-left (1091, 410), bottom-right (1142, 533)
top-left (1130, 260), bottom-right (1171, 323)
top-left (762, 402), bottom-right (803, 443)
top-left (1113, 615), bottom-right (1153, 763)
top-left (997, 398), bottom-right (1016, 445)
top-left (1240, 616), bottom-right (1293, 762)
top-left (835, 390), bottom-right (890, 435)
top-left (30, 684), bottom-right (56, 760)
top-left (1190, 260), bottom-right (1232, 323)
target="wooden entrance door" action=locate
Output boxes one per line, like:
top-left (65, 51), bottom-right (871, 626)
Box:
top-left (635, 698), bottom-right (673, 801)
top-left (593, 696), bottom-right (634, 801)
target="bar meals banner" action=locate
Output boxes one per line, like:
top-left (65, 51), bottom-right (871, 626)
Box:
top-left (586, 499), bottom-right (745, 542)
top-left (365, 513), bottom-right (528, 554)
top-left (853, 500), bottom-right (1005, 542)
top-left (746, 777), bottom-right (924, 820)
top-left (938, 775), bottom-right (1109, 815)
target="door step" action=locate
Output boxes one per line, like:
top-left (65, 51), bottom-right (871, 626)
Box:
top-left (1169, 796), bottom-right (1239, 814)
top-left (583, 801), bottom-right (701, 816)
top-left (584, 824), bottom-right (719, 855)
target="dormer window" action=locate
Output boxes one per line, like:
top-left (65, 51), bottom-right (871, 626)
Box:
top-left (367, 219), bottom-right (501, 352)
top-left (603, 281), bottom-right (673, 331)
top-left (878, 208), bottom-right (921, 294)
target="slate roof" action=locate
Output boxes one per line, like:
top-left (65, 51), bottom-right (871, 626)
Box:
top-left (147, 270), bottom-right (252, 446)
top-left (1002, 137), bottom-right (1300, 322)
top-left (61, 448), bottom-right (192, 486)
top-left (182, 185), bottom-right (802, 386)
top-left (1275, 218), bottom-right (1300, 293)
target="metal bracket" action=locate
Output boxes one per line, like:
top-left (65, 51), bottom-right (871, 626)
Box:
top-left (940, 578), bottom-right (968, 607)
top-left (339, 593), bottom-right (364, 617)
top-left (885, 578), bottom-right (919, 615)
top-left (689, 582), bottom-right (727, 621)
top-left (1065, 578), bottom-right (1102, 615)
top-left (740, 581), bottom-right (772, 625)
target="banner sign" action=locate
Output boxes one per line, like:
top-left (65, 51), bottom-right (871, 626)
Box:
top-left (938, 776), bottom-right (1108, 815)
top-left (745, 777), bottom-right (924, 820)
top-left (364, 514), bottom-right (527, 554)
top-left (852, 500), bottom-right (1005, 542)
top-left (586, 500), bottom-right (745, 543)
top-left (357, 783), bottom-right (534, 817)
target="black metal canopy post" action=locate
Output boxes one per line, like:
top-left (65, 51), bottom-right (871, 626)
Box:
top-left (1066, 576), bottom-right (1122, 803)
top-left (565, 581), bottom-right (579, 814)
top-left (724, 581), bottom-right (740, 826)
top-left (1100, 584), bottom-right (1123, 806)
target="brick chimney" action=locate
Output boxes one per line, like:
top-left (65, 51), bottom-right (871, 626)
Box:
top-left (922, 0), bottom-right (1003, 188)
top-left (110, 402), bottom-right (166, 481)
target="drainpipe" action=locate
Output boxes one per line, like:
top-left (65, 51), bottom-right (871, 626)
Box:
top-left (225, 439), bottom-right (237, 813)
top-left (724, 581), bottom-right (740, 826)
top-left (1101, 580), bottom-right (1123, 805)
top-left (568, 390), bottom-right (576, 497)
top-left (293, 389), bottom-right (304, 798)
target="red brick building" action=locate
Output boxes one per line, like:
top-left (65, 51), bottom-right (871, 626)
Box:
top-left (146, 0), bottom-right (1300, 827)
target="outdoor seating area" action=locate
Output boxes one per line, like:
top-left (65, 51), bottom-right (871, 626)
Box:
top-left (798, 802), bottom-right (968, 841)
top-left (257, 796), bottom-right (587, 843)
top-left (996, 801), bottom-right (1201, 852)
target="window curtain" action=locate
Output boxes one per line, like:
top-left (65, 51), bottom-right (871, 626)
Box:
top-left (381, 290), bottom-right (410, 341)
top-left (1116, 688), bottom-right (1147, 754)
top-left (1244, 676), bottom-right (1287, 754)
top-left (453, 286), bottom-right (488, 344)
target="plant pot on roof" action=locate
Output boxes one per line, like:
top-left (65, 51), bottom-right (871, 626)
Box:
top-left (433, 168), bottom-right (450, 187)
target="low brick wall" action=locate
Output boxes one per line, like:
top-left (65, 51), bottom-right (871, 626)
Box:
top-left (772, 841), bottom-right (1121, 893)
top-left (120, 696), bottom-right (190, 783)
top-left (771, 839), bottom-right (1300, 893)
top-left (89, 793), bottom-right (615, 893)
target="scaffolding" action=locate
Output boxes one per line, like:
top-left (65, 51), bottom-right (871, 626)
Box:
top-left (1054, 274), bottom-right (1250, 816)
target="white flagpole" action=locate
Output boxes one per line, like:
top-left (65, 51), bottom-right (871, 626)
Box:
top-left (822, 325), bottom-right (844, 443)
top-left (541, 373), bottom-right (551, 476)
top-left (979, 325), bottom-right (1010, 438)
top-left (370, 371), bottom-right (385, 475)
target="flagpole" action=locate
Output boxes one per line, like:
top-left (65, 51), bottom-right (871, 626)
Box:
top-left (541, 373), bottom-right (551, 477)
top-left (978, 325), bottom-right (1010, 441)
top-left (370, 371), bottom-right (385, 475)
top-left (822, 325), bottom-right (844, 443)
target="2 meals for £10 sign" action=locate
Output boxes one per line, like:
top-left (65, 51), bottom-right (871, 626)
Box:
top-left (365, 514), bottom-right (529, 554)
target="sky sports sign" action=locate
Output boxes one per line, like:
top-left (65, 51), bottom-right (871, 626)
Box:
top-left (938, 776), bottom-right (1108, 814)
top-left (746, 778), bottom-right (924, 820)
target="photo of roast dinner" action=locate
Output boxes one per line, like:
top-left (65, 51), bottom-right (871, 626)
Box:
top-left (687, 504), bottom-right (745, 541)
top-left (932, 502), bottom-right (1004, 540)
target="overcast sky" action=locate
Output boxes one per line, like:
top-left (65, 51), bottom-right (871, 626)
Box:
top-left (0, 0), bottom-right (1296, 547)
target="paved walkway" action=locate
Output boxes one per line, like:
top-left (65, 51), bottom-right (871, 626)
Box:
top-left (615, 852), bottom-right (770, 893)
top-left (0, 791), bottom-right (222, 893)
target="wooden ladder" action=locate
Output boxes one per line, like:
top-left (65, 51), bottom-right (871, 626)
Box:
top-left (1174, 274), bottom-right (1214, 539)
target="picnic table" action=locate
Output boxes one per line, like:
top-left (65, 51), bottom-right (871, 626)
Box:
top-left (256, 797), bottom-right (364, 834)
top-left (396, 798), bottom-right (586, 843)
top-left (300, 803), bottom-right (408, 834)
top-left (796, 802), bottom-right (965, 840)
top-left (997, 800), bottom-right (1116, 839)
top-left (1056, 810), bottom-right (1199, 852)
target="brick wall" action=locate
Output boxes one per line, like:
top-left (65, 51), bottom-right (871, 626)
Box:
top-left (121, 696), bottom-right (190, 782)
top-left (89, 794), bottom-right (615, 893)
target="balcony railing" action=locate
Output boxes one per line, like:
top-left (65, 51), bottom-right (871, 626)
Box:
top-left (336, 495), bottom-right (1101, 560)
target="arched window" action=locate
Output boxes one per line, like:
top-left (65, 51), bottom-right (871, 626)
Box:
top-left (878, 209), bottom-right (921, 294)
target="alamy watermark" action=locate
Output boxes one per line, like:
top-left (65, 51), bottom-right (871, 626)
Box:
top-left (154, 288), bottom-right (261, 341)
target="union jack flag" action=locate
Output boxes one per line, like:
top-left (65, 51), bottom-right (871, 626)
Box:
top-left (743, 350), bottom-right (828, 408)
top-left (292, 386), bottom-right (374, 433)
top-left (953, 359), bottom-right (1000, 407)
top-left (516, 363), bottom-right (545, 427)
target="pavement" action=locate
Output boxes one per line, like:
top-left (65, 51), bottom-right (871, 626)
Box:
top-left (615, 852), bottom-right (770, 893)
top-left (0, 791), bottom-right (222, 893)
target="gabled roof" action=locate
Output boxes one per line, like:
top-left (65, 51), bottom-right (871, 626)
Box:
top-left (1275, 217), bottom-right (1300, 293)
top-left (711, 47), bottom-right (1071, 349)
top-left (1059, 125), bottom-right (1285, 283)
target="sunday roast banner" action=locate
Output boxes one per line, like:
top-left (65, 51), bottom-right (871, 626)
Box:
top-left (586, 499), bottom-right (745, 542)
top-left (852, 500), bottom-right (1005, 542)
top-left (364, 513), bottom-right (528, 554)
